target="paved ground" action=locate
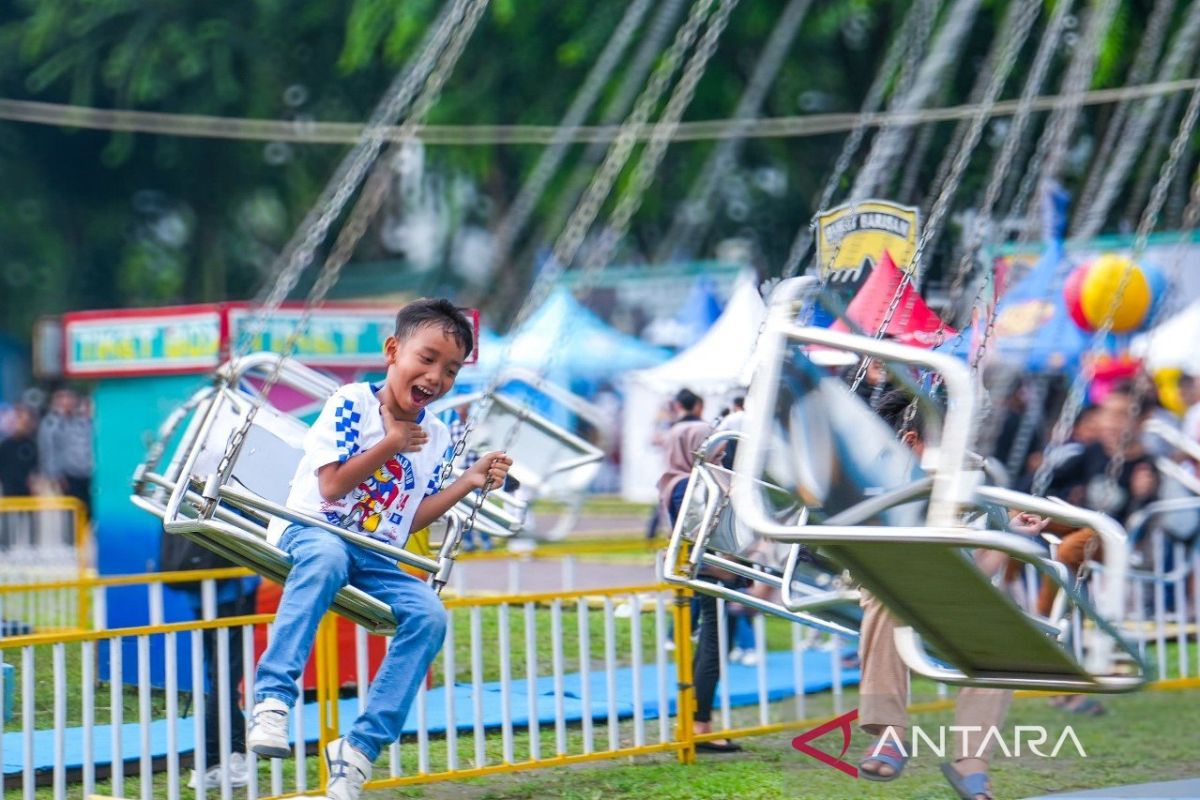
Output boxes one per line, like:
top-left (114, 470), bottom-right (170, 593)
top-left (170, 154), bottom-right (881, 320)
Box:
top-left (527, 509), bottom-right (654, 540)
top-left (447, 555), bottom-right (658, 595)
top-left (444, 508), bottom-right (660, 594)
top-left (1022, 778), bottom-right (1200, 798)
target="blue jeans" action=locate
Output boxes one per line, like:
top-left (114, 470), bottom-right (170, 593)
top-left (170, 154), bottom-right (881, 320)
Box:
top-left (254, 525), bottom-right (448, 761)
top-left (731, 614), bottom-right (755, 651)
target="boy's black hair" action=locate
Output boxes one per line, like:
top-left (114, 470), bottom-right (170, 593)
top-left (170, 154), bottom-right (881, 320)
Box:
top-left (674, 388), bottom-right (702, 414)
top-left (732, 396), bottom-right (745, 409)
top-left (875, 389), bottom-right (926, 438)
top-left (394, 298), bottom-right (474, 359)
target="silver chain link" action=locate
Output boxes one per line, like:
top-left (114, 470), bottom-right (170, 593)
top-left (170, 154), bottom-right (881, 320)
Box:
top-left (1011, 0), bottom-right (1120, 242)
top-left (850, 0), bottom-right (1039, 395)
top-left (1073, 0), bottom-right (1200, 240)
top-left (207, 0), bottom-right (491, 500)
top-left (850, 0), bottom-right (980, 203)
top-left (1098, 82), bottom-right (1200, 490)
top-left (499, 0), bottom-right (740, 457)
top-left (939, 0), bottom-right (1074, 369)
top-left (655, 0), bottom-right (811, 262)
top-left (230, 0), bottom-right (471, 360)
top-left (1071, 0), bottom-right (1179, 233)
top-left (780, 0), bottom-right (941, 279)
top-left (896, 0), bottom-right (1046, 427)
top-left (484, 0), bottom-right (655, 278)
top-left (1032, 80), bottom-right (1200, 498)
top-left (446, 0), bottom-right (733, 531)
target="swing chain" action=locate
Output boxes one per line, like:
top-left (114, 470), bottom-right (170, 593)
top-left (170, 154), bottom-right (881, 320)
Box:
top-left (1012, 0), bottom-right (1118, 241)
top-left (1034, 81), bottom-right (1200, 500)
top-left (1099, 84), bottom-right (1200, 491)
top-left (850, 0), bottom-right (1038, 397)
top-left (780, 0), bottom-right (938, 279)
top-left (438, 419), bottom-right (474, 493)
top-left (207, 0), bottom-right (490, 500)
top-left (540, 0), bottom-right (717, 299)
top-left (930, 0), bottom-right (1073, 396)
top-left (229, 0), bottom-right (475, 362)
top-left (1076, 526), bottom-right (1102, 582)
top-left (449, 0), bottom-right (734, 488)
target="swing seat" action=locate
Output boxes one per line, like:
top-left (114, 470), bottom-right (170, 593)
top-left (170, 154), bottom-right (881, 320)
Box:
top-left (131, 353), bottom-right (465, 634)
top-left (728, 278), bottom-right (1147, 692)
top-left (661, 429), bottom-right (861, 637)
top-left (430, 370), bottom-right (606, 539)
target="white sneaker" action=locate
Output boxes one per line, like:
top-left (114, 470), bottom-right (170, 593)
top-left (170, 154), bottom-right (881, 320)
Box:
top-left (247, 698), bottom-right (291, 759)
top-left (187, 751), bottom-right (250, 790)
top-left (324, 738), bottom-right (372, 800)
top-left (739, 650), bottom-right (760, 667)
top-left (728, 647), bottom-right (746, 663)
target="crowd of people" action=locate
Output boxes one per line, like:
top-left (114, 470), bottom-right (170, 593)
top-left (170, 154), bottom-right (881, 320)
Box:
top-left (0, 387), bottom-right (94, 514)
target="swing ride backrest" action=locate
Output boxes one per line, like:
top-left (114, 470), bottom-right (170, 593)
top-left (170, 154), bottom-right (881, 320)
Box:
top-left (660, 428), bottom-right (863, 637)
top-left (131, 353), bottom-right (464, 635)
top-left (428, 370), bottom-right (606, 538)
top-left (730, 278), bottom-right (1146, 692)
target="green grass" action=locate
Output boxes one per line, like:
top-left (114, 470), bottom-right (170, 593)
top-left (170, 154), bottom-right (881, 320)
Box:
top-left (6, 605), bottom-right (1196, 799)
top-left (22, 686), bottom-right (1200, 799)
top-left (380, 686), bottom-right (1200, 800)
top-left (9, 650), bottom-right (1200, 799)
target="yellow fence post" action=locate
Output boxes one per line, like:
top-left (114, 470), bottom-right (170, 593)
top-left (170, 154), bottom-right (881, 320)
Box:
top-left (672, 585), bottom-right (696, 765)
top-left (315, 613), bottom-right (341, 787)
top-left (73, 500), bottom-right (93, 629)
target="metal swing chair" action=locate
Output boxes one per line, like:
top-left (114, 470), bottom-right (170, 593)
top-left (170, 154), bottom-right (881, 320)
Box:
top-left (131, 352), bottom-right (470, 634)
top-left (717, 277), bottom-right (1147, 692)
top-left (127, 0), bottom-right (499, 634)
top-left (427, 368), bottom-right (607, 541)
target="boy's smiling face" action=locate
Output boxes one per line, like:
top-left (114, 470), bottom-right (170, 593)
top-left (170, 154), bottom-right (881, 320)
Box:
top-left (382, 323), bottom-right (467, 420)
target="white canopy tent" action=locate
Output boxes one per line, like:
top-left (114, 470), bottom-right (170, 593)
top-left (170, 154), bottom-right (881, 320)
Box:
top-left (619, 273), bottom-right (765, 501)
top-left (1132, 300), bottom-right (1200, 372)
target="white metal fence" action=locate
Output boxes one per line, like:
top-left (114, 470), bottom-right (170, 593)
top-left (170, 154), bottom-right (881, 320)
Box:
top-left (2, 532), bottom-right (1197, 799)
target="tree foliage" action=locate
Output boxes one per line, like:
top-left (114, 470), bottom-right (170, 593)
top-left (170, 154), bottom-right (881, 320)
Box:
top-left (0, 0), bottom-right (1184, 345)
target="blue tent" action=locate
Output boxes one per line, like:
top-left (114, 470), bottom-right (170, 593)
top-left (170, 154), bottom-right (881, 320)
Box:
top-left (941, 186), bottom-right (1102, 372)
top-left (473, 287), bottom-right (669, 387)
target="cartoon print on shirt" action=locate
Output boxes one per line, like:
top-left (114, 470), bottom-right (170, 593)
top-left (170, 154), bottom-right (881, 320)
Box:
top-left (343, 455), bottom-right (417, 534)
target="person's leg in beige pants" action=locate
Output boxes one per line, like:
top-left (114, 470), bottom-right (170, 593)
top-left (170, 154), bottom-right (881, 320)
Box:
top-left (858, 588), bottom-right (1011, 787)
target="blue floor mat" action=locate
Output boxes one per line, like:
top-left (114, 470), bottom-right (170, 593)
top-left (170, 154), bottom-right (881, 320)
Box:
top-left (4, 649), bottom-right (859, 776)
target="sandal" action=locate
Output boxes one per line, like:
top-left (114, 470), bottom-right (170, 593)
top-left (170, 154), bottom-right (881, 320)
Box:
top-left (859, 739), bottom-right (907, 782)
top-left (696, 739), bottom-right (743, 753)
top-left (1051, 694), bottom-right (1105, 715)
top-left (940, 762), bottom-right (992, 800)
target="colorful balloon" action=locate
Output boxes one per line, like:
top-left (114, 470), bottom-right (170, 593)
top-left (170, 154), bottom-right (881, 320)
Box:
top-left (1063, 264), bottom-right (1090, 330)
top-left (1079, 255), bottom-right (1151, 333)
top-left (1140, 262), bottom-right (1168, 326)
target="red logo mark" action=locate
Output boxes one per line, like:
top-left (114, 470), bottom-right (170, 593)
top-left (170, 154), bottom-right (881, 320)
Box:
top-left (791, 708), bottom-right (859, 778)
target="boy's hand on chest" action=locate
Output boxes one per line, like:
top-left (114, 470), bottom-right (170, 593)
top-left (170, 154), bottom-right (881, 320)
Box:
top-left (381, 410), bottom-right (428, 453)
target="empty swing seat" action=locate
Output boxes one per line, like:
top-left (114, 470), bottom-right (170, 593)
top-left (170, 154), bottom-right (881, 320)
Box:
top-left (661, 428), bottom-right (861, 637)
top-left (429, 369), bottom-right (606, 539)
top-left (729, 278), bottom-right (1146, 692)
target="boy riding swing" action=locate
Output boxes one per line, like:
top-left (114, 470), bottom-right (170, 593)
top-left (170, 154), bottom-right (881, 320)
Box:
top-left (247, 299), bottom-right (512, 800)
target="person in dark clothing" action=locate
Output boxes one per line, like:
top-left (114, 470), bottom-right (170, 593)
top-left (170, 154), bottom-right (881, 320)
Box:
top-left (0, 404), bottom-right (40, 497)
top-left (1044, 388), bottom-right (1157, 523)
top-left (38, 389), bottom-right (94, 518)
top-left (657, 387), bottom-right (742, 753)
top-left (160, 534), bottom-right (259, 789)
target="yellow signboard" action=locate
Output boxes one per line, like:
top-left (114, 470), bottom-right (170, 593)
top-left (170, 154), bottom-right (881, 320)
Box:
top-left (815, 200), bottom-right (920, 287)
